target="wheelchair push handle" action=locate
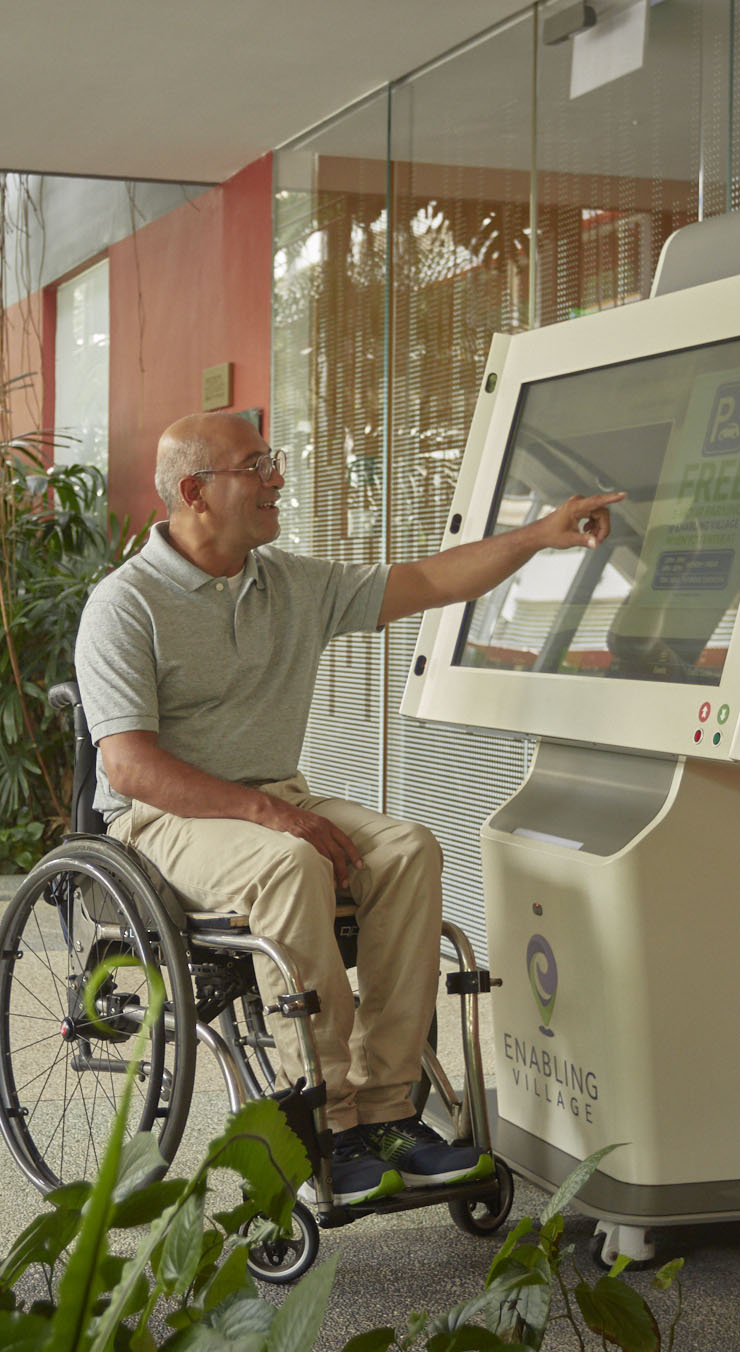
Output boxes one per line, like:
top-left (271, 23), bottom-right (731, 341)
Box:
top-left (48, 680), bottom-right (81, 710)
top-left (49, 680), bottom-right (91, 744)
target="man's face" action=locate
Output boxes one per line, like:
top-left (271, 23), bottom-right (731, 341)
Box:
top-left (196, 421), bottom-right (284, 553)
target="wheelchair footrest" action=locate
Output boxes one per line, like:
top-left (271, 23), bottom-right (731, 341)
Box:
top-left (316, 1173), bottom-right (504, 1227)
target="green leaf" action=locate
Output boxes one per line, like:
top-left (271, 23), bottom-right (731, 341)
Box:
top-left (202, 1099), bottom-right (311, 1230)
top-left (113, 1131), bottom-right (168, 1201)
top-left (190, 1229), bottom-right (227, 1303)
top-left (652, 1258), bottom-right (684, 1291)
top-left (485, 1217), bottom-right (533, 1286)
top-left (265, 1252), bottom-right (339, 1352)
top-left (201, 1240), bottom-right (256, 1312)
top-left (0, 1310), bottom-right (54, 1351)
top-left (341, 1328), bottom-right (397, 1352)
top-left (200, 1287), bottom-right (274, 1341)
top-left (539, 1145), bottom-right (625, 1226)
top-left (427, 1327), bottom-right (520, 1351)
top-left (111, 1178), bottom-right (189, 1228)
top-left (97, 1256), bottom-right (151, 1317)
top-left (159, 1187), bottom-right (207, 1296)
top-left (608, 1253), bottom-right (633, 1279)
top-left (484, 1262), bottom-right (551, 1349)
top-left (47, 958), bottom-right (165, 1352)
top-left (575, 1277), bottom-right (660, 1352)
top-left (47, 1180), bottom-right (92, 1211)
top-left (0, 1210), bottom-right (80, 1287)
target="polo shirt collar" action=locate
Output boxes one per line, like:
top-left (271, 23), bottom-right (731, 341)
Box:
top-left (143, 521), bottom-right (265, 592)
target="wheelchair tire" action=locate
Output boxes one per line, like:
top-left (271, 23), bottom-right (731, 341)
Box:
top-left (0, 839), bottom-right (197, 1193)
top-left (244, 1201), bottom-right (319, 1284)
top-left (447, 1158), bottom-right (515, 1236)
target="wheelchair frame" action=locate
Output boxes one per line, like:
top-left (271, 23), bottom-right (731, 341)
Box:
top-left (0, 682), bottom-right (513, 1281)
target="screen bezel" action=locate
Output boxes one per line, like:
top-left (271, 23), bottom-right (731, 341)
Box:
top-left (400, 273), bottom-right (740, 763)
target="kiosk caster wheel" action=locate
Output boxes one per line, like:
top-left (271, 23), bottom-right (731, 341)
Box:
top-left (589, 1221), bottom-right (655, 1270)
top-left (245, 1201), bottom-right (320, 1284)
top-left (448, 1159), bottom-right (514, 1236)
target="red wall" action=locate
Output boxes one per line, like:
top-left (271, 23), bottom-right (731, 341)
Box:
top-left (108, 153), bottom-right (273, 530)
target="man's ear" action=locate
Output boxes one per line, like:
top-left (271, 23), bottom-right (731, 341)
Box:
top-left (179, 475), bottom-right (207, 512)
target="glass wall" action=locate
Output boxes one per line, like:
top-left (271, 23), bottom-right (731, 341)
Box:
top-left (272, 96), bottom-right (388, 810)
top-left (272, 0), bottom-right (739, 955)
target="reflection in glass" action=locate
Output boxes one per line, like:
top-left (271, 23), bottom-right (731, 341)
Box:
top-left (456, 338), bottom-right (740, 685)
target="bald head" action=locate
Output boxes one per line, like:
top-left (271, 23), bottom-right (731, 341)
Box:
top-left (154, 412), bottom-right (265, 515)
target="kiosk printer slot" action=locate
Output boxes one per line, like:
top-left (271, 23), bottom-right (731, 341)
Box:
top-left (401, 216), bottom-right (740, 1263)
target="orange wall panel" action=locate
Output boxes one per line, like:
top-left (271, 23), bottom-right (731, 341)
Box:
top-left (3, 293), bottom-right (45, 449)
top-left (109, 153), bottom-right (272, 530)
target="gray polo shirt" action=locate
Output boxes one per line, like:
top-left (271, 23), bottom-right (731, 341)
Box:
top-left (74, 522), bottom-right (390, 821)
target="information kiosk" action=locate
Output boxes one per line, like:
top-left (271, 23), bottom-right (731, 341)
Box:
top-left (402, 217), bottom-right (740, 1262)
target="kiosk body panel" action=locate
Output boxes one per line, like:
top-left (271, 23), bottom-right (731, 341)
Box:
top-left (483, 747), bottom-right (740, 1220)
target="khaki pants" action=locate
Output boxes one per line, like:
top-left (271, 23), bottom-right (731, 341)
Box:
top-left (108, 774), bottom-right (443, 1131)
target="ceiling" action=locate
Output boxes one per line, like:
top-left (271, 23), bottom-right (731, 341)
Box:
top-left (0, 0), bottom-right (523, 184)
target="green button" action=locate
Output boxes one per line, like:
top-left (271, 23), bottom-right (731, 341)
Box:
top-left (718, 704), bottom-right (730, 725)
top-left (713, 732), bottom-right (722, 746)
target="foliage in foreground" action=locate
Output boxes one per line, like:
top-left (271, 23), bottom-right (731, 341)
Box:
top-left (0, 955), bottom-right (684, 1351)
top-left (0, 1111), bottom-right (684, 1351)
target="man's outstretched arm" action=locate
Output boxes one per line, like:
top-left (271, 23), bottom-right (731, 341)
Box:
top-left (377, 491), bottom-right (625, 626)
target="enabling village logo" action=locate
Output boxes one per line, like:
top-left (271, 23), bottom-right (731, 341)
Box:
top-left (526, 933), bottom-right (557, 1037)
top-left (500, 930), bottom-right (600, 1123)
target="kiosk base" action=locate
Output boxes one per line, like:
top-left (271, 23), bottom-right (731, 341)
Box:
top-left (482, 741), bottom-right (740, 1243)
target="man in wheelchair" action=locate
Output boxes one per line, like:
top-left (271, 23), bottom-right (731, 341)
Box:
top-left (74, 411), bottom-right (620, 1207)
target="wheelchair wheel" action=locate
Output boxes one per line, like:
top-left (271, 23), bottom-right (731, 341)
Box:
top-left (244, 1201), bottom-right (319, 1284)
top-left (448, 1159), bottom-right (515, 1236)
top-left (0, 840), bottom-right (197, 1193)
top-left (218, 976), bottom-right (278, 1099)
top-left (220, 986), bottom-right (437, 1112)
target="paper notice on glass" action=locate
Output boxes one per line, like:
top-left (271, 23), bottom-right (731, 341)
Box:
top-left (570, 0), bottom-right (649, 99)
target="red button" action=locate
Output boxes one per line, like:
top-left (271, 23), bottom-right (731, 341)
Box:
top-left (694, 729), bottom-right (703, 743)
top-left (699, 702), bottom-right (711, 723)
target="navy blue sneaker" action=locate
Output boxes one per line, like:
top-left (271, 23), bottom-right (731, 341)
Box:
top-left (359, 1116), bottom-right (494, 1187)
top-left (301, 1127), bottom-right (404, 1206)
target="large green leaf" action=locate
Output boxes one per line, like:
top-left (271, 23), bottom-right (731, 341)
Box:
top-left (427, 1329), bottom-right (528, 1352)
top-left (47, 958), bottom-right (165, 1352)
top-left (575, 1277), bottom-right (660, 1351)
top-left (200, 1240), bottom-right (256, 1312)
top-left (0, 1210), bottom-right (81, 1289)
top-left (202, 1099), bottom-right (311, 1230)
top-left (113, 1131), bottom-right (168, 1202)
top-left (341, 1329), bottom-right (397, 1352)
top-left (158, 1187), bottom-right (208, 1297)
top-left (265, 1252), bottom-right (339, 1352)
top-left (539, 1145), bottom-right (624, 1225)
top-left (0, 1310), bottom-right (54, 1351)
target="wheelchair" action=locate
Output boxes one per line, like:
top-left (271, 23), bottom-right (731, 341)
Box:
top-left (0, 681), bottom-right (514, 1282)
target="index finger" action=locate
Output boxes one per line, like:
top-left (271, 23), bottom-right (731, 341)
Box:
top-left (576, 490), bottom-right (626, 513)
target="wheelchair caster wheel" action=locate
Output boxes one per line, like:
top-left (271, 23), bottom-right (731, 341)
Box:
top-left (245, 1201), bottom-right (320, 1284)
top-left (448, 1159), bottom-right (514, 1236)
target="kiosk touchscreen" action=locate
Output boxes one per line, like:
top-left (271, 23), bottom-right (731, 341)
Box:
top-left (402, 265), bottom-right (740, 1259)
top-left (402, 272), bottom-right (740, 761)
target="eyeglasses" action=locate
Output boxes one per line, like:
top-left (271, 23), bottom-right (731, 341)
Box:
top-left (193, 449), bottom-right (286, 485)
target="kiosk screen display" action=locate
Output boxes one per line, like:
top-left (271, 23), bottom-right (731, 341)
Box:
top-left (455, 338), bottom-right (740, 686)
